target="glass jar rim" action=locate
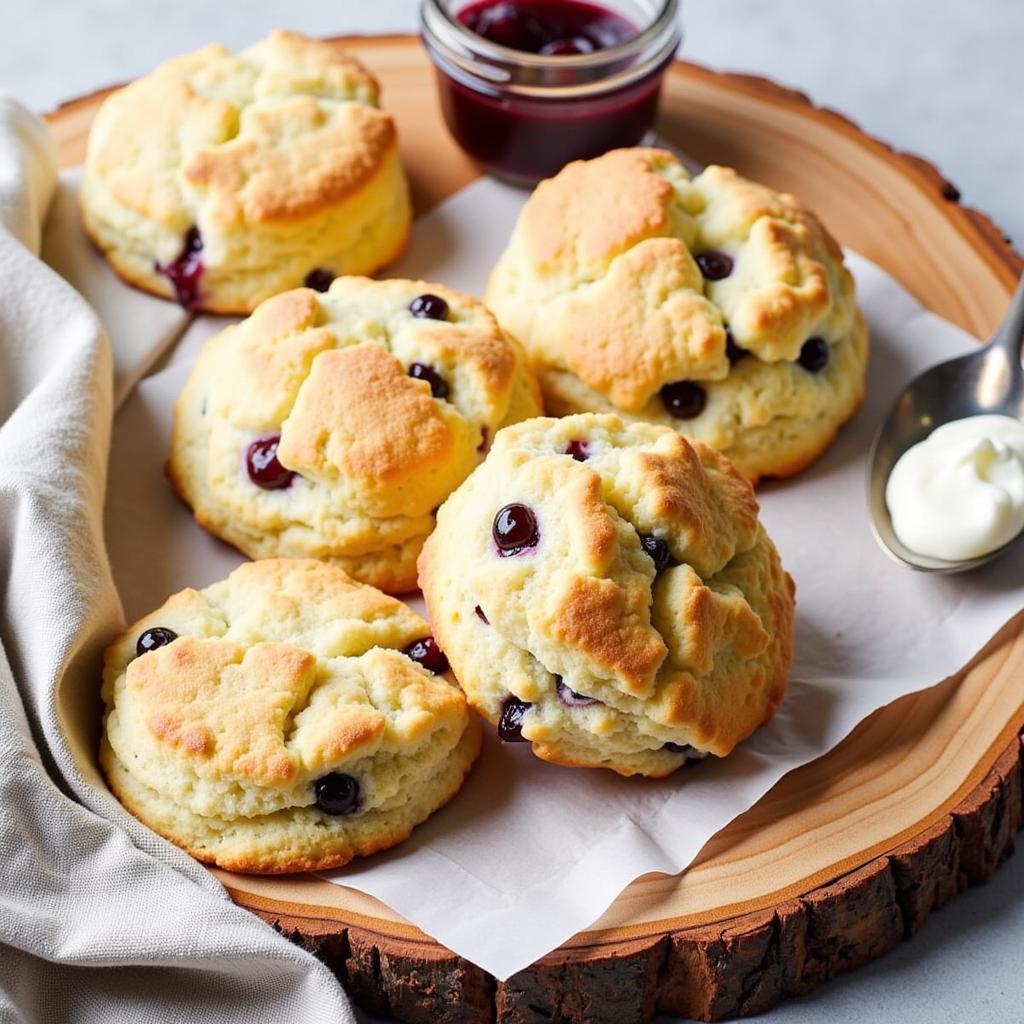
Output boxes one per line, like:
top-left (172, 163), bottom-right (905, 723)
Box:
top-left (421, 0), bottom-right (682, 99)
top-left (425, 0), bottom-right (678, 67)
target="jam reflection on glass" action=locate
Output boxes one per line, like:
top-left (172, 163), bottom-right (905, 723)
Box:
top-left (434, 0), bottom-right (669, 183)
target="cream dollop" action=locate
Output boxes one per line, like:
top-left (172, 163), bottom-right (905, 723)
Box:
top-left (885, 414), bottom-right (1024, 561)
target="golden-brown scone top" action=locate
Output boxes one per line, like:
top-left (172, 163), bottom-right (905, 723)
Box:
top-left (169, 277), bottom-right (543, 594)
top-left (100, 559), bottom-right (482, 873)
top-left (486, 148), bottom-right (868, 481)
top-left (81, 31), bottom-right (412, 313)
top-left (419, 414), bottom-right (795, 777)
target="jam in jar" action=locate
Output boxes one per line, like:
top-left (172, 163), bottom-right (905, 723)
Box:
top-left (421, 0), bottom-right (681, 184)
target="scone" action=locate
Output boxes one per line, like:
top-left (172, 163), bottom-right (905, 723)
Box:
top-left (485, 148), bottom-right (868, 482)
top-left (100, 559), bottom-right (481, 873)
top-left (80, 30), bottom-right (411, 313)
top-left (419, 414), bottom-right (795, 777)
top-left (169, 276), bottom-right (543, 593)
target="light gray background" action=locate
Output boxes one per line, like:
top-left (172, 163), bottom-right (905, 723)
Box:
top-left (2, 1), bottom-right (1022, 1022)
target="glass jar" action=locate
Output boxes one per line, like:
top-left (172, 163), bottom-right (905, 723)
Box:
top-left (420, 0), bottom-right (682, 185)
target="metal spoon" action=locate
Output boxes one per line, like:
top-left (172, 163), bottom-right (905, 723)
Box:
top-left (867, 273), bottom-right (1024, 572)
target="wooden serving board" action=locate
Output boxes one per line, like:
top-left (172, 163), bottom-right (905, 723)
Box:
top-left (48, 37), bottom-right (1024, 1024)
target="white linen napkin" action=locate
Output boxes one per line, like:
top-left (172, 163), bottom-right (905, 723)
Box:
top-left (0, 96), bottom-right (357, 1024)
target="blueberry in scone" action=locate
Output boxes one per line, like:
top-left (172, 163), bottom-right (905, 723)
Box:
top-left (485, 148), bottom-right (869, 482)
top-left (169, 276), bottom-right (542, 594)
top-left (419, 414), bottom-right (795, 777)
top-left (100, 559), bottom-right (481, 872)
top-left (81, 30), bottom-right (412, 313)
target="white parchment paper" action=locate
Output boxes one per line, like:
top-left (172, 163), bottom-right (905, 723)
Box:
top-left (102, 177), bottom-right (1024, 980)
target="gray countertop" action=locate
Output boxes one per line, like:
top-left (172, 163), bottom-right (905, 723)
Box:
top-left (2, 1), bottom-right (1021, 1021)
top-left (6, 0), bottom-right (1022, 247)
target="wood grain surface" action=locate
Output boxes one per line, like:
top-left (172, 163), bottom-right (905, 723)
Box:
top-left (46, 36), bottom-right (1024, 1023)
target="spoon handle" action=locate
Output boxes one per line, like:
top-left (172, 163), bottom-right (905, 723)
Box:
top-left (993, 272), bottom-right (1024, 366)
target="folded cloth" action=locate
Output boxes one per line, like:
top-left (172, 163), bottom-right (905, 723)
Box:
top-left (0, 96), bottom-right (356, 1024)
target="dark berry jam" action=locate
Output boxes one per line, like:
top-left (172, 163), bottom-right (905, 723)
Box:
top-left (493, 503), bottom-right (539, 555)
top-left (424, 0), bottom-right (679, 184)
top-left (435, 71), bottom-right (660, 185)
top-left (798, 337), bottom-right (830, 373)
top-left (136, 627), bottom-right (177, 658)
top-left (498, 696), bottom-right (532, 741)
top-left (639, 533), bottom-right (673, 571)
top-left (155, 226), bottom-right (204, 310)
top-left (245, 435), bottom-right (296, 490)
top-left (564, 439), bottom-right (590, 461)
top-left (555, 676), bottom-right (601, 707)
top-left (304, 268), bottom-right (334, 292)
top-left (314, 773), bottom-right (360, 815)
top-left (695, 251), bottom-right (733, 281)
top-left (460, 0), bottom-right (635, 54)
top-left (660, 380), bottom-right (707, 420)
top-left (409, 293), bottom-right (449, 320)
top-left (403, 636), bottom-right (450, 674)
top-left (408, 362), bottom-right (450, 400)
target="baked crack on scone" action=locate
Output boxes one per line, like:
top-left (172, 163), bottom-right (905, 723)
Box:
top-left (485, 147), bottom-right (869, 482)
top-left (80, 30), bottom-right (412, 313)
top-left (169, 276), bottom-right (543, 594)
top-left (419, 414), bottom-right (795, 777)
top-left (100, 559), bottom-right (482, 873)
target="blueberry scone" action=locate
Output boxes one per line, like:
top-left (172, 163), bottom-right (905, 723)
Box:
top-left (80, 30), bottom-right (411, 313)
top-left (169, 277), bottom-right (543, 594)
top-left (100, 559), bottom-right (481, 873)
top-left (419, 415), bottom-right (795, 777)
top-left (485, 148), bottom-right (868, 482)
